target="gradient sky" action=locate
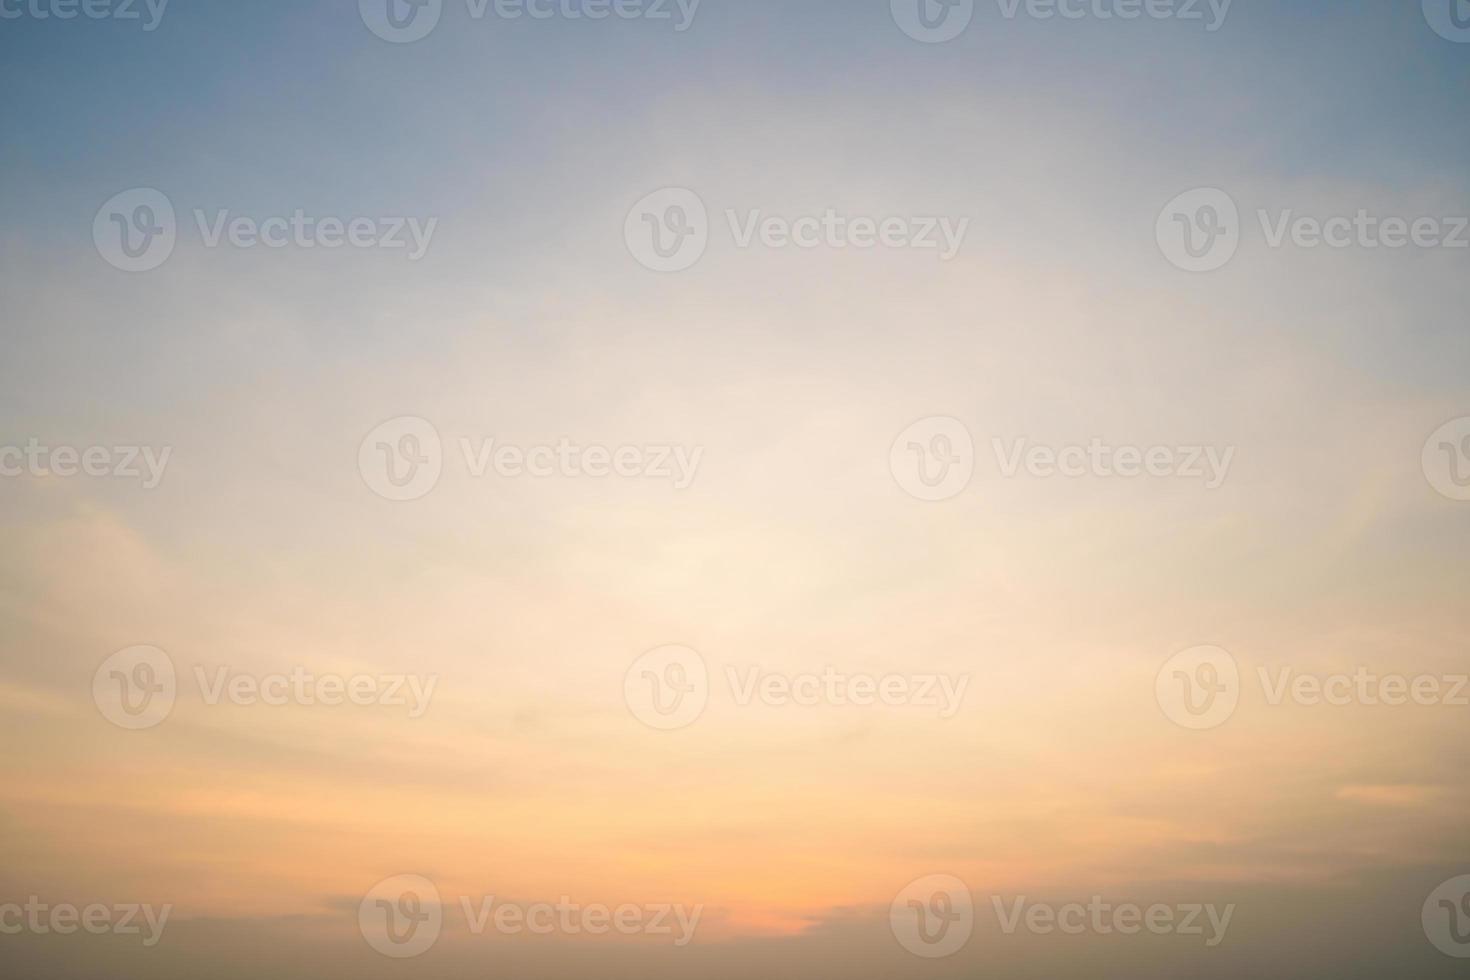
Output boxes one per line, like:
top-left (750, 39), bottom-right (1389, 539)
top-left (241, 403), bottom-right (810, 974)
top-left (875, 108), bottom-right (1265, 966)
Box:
top-left (2, 1), bottom-right (1469, 977)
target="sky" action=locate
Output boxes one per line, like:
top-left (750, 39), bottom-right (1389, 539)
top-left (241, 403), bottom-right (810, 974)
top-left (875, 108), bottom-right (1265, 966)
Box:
top-left (1, 1), bottom-right (1469, 977)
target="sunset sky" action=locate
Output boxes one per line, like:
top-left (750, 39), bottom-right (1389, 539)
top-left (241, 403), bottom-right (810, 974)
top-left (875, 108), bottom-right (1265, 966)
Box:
top-left (2, 1), bottom-right (1468, 977)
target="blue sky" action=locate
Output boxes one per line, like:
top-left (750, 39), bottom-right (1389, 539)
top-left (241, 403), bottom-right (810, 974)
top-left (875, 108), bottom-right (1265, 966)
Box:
top-left (2, 3), bottom-right (1469, 978)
